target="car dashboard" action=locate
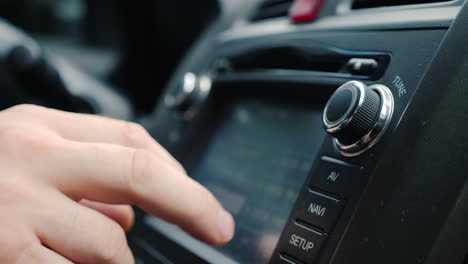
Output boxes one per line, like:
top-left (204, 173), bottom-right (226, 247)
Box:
top-left (0, 0), bottom-right (467, 263)
top-left (124, 0), bottom-right (468, 264)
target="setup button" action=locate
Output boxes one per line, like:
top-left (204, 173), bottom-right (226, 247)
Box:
top-left (276, 222), bottom-right (326, 264)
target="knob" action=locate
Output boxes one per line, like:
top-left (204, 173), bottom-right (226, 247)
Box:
top-left (166, 72), bottom-right (212, 119)
top-left (323, 81), bottom-right (394, 156)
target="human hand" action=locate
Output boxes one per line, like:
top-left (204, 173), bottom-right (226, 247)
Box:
top-left (0, 105), bottom-right (234, 264)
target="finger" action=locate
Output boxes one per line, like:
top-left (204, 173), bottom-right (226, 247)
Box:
top-left (8, 104), bottom-right (184, 172)
top-left (33, 192), bottom-right (134, 264)
top-left (16, 245), bottom-right (74, 264)
top-left (43, 141), bottom-right (234, 245)
top-left (79, 200), bottom-right (134, 232)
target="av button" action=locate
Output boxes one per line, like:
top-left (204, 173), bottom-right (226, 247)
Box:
top-left (310, 156), bottom-right (361, 198)
top-left (296, 190), bottom-right (344, 233)
top-left (277, 222), bottom-right (326, 263)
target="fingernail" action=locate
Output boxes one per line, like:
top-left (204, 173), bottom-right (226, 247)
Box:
top-left (218, 209), bottom-right (235, 242)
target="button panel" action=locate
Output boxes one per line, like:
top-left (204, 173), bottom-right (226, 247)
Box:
top-left (276, 222), bottom-right (326, 264)
top-left (310, 156), bottom-right (361, 198)
top-left (295, 190), bottom-right (345, 232)
top-left (270, 157), bottom-right (362, 264)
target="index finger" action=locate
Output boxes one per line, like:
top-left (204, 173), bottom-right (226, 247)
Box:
top-left (41, 141), bottom-right (235, 246)
top-left (6, 104), bottom-right (185, 173)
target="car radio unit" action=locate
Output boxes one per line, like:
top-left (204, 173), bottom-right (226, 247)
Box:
top-left (128, 25), bottom-right (450, 264)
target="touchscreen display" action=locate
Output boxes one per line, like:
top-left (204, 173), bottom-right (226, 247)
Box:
top-left (189, 99), bottom-right (326, 263)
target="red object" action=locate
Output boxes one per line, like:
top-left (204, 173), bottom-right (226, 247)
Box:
top-left (289, 0), bottom-right (326, 23)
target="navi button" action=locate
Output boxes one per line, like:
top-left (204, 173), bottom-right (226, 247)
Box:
top-left (296, 190), bottom-right (344, 232)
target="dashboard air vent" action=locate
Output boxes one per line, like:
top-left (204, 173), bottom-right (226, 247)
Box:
top-left (251, 0), bottom-right (294, 21)
top-left (352, 0), bottom-right (452, 9)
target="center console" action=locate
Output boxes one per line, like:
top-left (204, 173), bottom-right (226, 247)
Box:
top-left (128, 1), bottom-right (464, 263)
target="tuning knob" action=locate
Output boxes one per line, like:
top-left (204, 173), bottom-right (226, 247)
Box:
top-left (323, 81), bottom-right (394, 156)
top-left (166, 72), bottom-right (212, 119)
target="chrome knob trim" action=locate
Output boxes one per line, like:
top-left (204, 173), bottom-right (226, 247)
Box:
top-left (165, 72), bottom-right (212, 120)
top-left (323, 81), bottom-right (394, 157)
top-left (334, 83), bottom-right (394, 157)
